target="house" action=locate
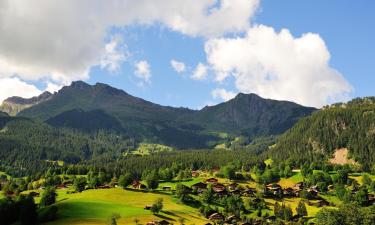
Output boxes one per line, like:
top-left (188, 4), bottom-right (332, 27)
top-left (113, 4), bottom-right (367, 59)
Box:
top-left (228, 183), bottom-right (238, 191)
top-left (162, 186), bottom-right (172, 191)
top-left (192, 182), bottom-right (207, 193)
top-left (205, 178), bottom-right (218, 184)
top-left (98, 185), bottom-right (111, 189)
top-left (209, 213), bottom-right (225, 221)
top-left (226, 215), bottom-right (239, 223)
top-left (368, 194), bottom-right (375, 203)
top-left (146, 221), bottom-right (158, 225)
top-left (132, 180), bottom-right (146, 189)
top-left (283, 187), bottom-right (295, 197)
top-left (266, 184), bottom-right (282, 196)
top-left (294, 182), bottom-right (304, 191)
top-left (191, 171), bottom-right (200, 178)
top-left (56, 184), bottom-right (67, 189)
top-left (212, 184), bottom-right (227, 196)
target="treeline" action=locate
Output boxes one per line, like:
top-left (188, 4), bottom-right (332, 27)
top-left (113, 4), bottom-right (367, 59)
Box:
top-left (0, 117), bottom-right (136, 177)
top-left (270, 99), bottom-right (375, 170)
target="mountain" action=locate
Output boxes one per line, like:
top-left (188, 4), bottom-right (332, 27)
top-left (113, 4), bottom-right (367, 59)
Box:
top-left (270, 97), bottom-right (375, 170)
top-left (182, 93), bottom-right (316, 137)
top-left (16, 81), bottom-right (316, 148)
top-left (0, 91), bottom-right (52, 116)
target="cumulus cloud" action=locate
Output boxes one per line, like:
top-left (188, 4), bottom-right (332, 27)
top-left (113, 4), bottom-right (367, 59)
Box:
top-left (205, 25), bottom-right (353, 107)
top-left (191, 63), bottom-right (208, 80)
top-left (135, 60), bottom-right (151, 83)
top-left (212, 88), bottom-right (236, 101)
top-left (0, 77), bottom-right (42, 103)
top-left (0, 0), bottom-right (258, 80)
top-left (101, 37), bottom-right (128, 73)
top-left (170, 60), bottom-right (186, 73)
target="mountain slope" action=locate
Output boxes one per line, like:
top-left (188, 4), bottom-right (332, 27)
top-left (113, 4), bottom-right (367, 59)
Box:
top-left (0, 91), bottom-right (52, 116)
top-left (16, 81), bottom-right (316, 148)
top-left (270, 97), bottom-right (375, 169)
top-left (183, 93), bottom-right (316, 136)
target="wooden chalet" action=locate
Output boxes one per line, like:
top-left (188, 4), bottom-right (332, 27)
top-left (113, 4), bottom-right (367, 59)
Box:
top-left (209, 212), bottom-right (225, 221)
top-left (212, 184), bottom-right (227, 196)
top-left (228, 183), bottom-right (238, 191)
top-left (162, 186), bottom-right (172, 191)
top-left (192, 182), bottom-right (207, 193)
top-left (283, 187), bottom-right (295, 197)
top-left (98, 184), bottom-right (111, 189)
top-left (191, 171), bottom-right (200, 178)
top-left (132, 180), bottom-right (146, 189)
top-left (205, 178), bottom-right (219, 184)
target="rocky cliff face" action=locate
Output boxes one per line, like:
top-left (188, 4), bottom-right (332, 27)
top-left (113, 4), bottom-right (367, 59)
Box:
top-left (0, 91), bottom-right (52, 116)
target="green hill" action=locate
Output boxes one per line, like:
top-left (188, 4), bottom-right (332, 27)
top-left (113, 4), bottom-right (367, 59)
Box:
top-left (270, 97), bottom-right (375, 170)
top-left (15, 81), bottom-right (315, 148)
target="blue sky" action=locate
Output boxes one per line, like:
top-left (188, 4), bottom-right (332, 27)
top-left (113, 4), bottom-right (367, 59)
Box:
top-left (0, 0), bottom-right (374, 109)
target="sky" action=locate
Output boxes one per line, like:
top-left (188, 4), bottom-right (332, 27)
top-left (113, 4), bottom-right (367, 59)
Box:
top-left (0, 0), bottom-right (374, 109)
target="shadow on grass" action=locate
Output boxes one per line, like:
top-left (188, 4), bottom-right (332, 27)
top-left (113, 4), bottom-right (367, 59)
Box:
top-left (155, 213), bottom-right (177, 221)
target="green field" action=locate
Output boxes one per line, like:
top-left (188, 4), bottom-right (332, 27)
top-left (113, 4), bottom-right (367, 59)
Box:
top-left (44, 188), bottom-right (208, 225)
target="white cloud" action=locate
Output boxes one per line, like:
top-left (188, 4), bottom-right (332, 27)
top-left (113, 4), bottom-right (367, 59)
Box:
top-left (205, 25), bottom-right (353, 107)
top-left (101, 37), bottom-right (128, 73)
top-left (0, 77), bottom-right (42, 103)
top-left (211, 88), bottom-right (236, 101)
top-left (191, 63), bottom-right (208, 80)
top-left (170, 59), bottom-right (186, 73)
top-left (135, 60), bottom-right (151, 83)
top-left (0, 0), bottom-right (259, 86)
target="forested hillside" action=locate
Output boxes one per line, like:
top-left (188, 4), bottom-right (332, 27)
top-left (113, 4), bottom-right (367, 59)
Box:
top-left (270, 97), bottom-right (375, 170)
top-left (10, 81), bottom-right (315, 148)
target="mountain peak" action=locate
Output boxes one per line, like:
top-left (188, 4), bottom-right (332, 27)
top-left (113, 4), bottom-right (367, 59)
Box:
top-left (0, 91), bottom-right (52, 116)
top-left (70, 81), bottom-right (91, 89)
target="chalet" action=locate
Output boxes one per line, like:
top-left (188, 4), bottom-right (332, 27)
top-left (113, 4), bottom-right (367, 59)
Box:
top-left (146, 221), bottom-right (158, 225)
top-left (266, 184), bottom-right (282, 196)
top-left (294, 182), bottom-right (304, 191)
top-left (283, 187), bottom-right (295, 197)
top-left (307, 186), bottom-right (318, 196)
top-left (368, 194), bottom-right (375, 203)
top-left (226, 215), bottom-right (239, 223)
top-left (192, 182), bottom-right (207, 192)
top-left (209, 213), bottom-right (225, 221)
top-left (162, 186), bottom-right (172, 191)
top-left (132, 180), bottom-right (146, 189)
top-left (98, 185), bottom-right (111, 189)
top-left (212, 184), bottom-right (227, 196)
top-left (228, 183), bottom-right (238, 191)
top-left (56, 184), bottom-right (67, 189)
top-left (191, 171), bottom-right (200, 178)
top-left (205, 178), bottom-right (218, 184)
top-left (242, 187), bottom-right (256, 197)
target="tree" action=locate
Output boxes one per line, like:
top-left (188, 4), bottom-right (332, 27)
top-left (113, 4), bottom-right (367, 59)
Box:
top-left (283, 165), bottom-right (293, 178)
top-left (283, 204), bottom-right (293, 221)
top-left (151, 198), bottom-right (163, 214)
top-left (175, 184), bottom-right (192, 203)
top-left (118, 173), bottom-right (133, 189)
top-left (145, 172), bottom-right (159, 190)
top-left (222, 164), bottom-right (236, 180)
top-left (74, 177), bottom-right (87, 192)
top-left (40, 188), bottom-right (57, 207)
top-left (18, 195), bottom-right (37, 225)
top-left (201, 186), bottom-right (214, 204)
top-left (354, 188), bottom-right (369, 206)
top-left (315, 208), bottom-right (343, 225)
top-left (107, 213), bottom-right (121, 225)
top-left (274, 202), bottom-right (282, 218)
top-left (296, 201), bottom-right (307, 217)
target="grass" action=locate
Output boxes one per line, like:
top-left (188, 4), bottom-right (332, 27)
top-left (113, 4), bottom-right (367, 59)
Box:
top-left (43, 188), bottom-right (208, 225)
top-left (278, 172), bottom-right (304, 188)
top-left (158, 178), bottom-right (203, 190)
